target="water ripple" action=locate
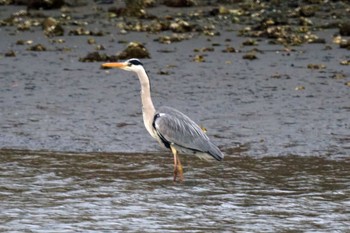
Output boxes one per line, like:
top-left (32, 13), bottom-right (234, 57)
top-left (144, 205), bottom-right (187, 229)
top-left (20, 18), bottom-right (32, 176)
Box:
top-left (0, 150), bottom-right (349, 232)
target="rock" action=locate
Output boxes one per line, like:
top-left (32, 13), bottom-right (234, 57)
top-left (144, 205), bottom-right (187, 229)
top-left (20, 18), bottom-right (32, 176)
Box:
top-left (339, 22), bottom-right (350, 36)
top-left (144, 0), bottom-right (156, 7)
top-left (157, 70), bottom-right (170, 75)
top-left (64, 0), bottom-right (87, 7)
top-left (95, 44), bottom-right (105, 51)
top-left (305, 0), bottom-right (323, 3)
top-left (155, 34), bottom-right (190, 44)
top-left (12, 0), bottom-right (28, 4)
top-left (299, 17), bottom-right (313, 26)
top-left (340, 60), bottom-right (350, 66)
top-left (194, 47), bottom-right (214, 53)
top-left (68, 27), bottom-right (104, 36)
top-left (163, 0), bottom-right (195, 7)
top-left (304, 33), bottom-right (325, 44)
top-left (222, 46), bottom-right (236, 53)
top-left (307, 37), bottom-right (326, 44)
top-left (27, 44), bottom-right (47, 51)
top-left (208, 8), bottom-right (219, 16)
top-left (117, 42), bottom-right (150, 59)
top-left (242, 52), bottom-right (257, 60)
top-left (27, 0), bottom-right (65, 10)
top-left (42, 17), bottom-right (64, 37)
top-left (307, 64), bottom-right (326, 69)
top-left (332, 73), bottom-right (346, 79)
top-left (169, 19), bottom-right (193, 33)
top-left (0, 0), bottom-right (12, 5)
top-left (242, 39), bottom-right (258, 46)
top-left (16, 20), bottom-right (32, 31)
top-left (339, 39), bottom-right (350, 49)
top-left (295, 86), bottom-right (305, 91)
top-left (16, 39), bottom-right (33, 45)
top-left (299, 5), bottom-right (317, 17)
top-left (193, 54), bottom-right (205, 62)
top-left (79, 52), bottom-right (117, 62)
top-left (125, 0), bottom-right (146, 17)
top-left (4, 50), bottom-right (16, 57)
top-left (87, 38), bottom-right (96, 44)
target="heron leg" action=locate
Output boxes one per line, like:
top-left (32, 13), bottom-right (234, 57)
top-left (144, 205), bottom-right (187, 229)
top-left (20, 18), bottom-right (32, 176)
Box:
top-left (176, 153), bottom-right (184, 182)
top-left (170, 145), bottom-right (183, 182)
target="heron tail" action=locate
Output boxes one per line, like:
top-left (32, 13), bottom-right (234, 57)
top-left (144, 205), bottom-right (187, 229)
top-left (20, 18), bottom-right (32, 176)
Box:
top-left (208, 142), bottom-right (224, 161)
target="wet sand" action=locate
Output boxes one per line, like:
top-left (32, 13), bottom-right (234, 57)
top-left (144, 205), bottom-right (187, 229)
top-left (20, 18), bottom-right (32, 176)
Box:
top-left (0, 1), bottom-right (349, 157)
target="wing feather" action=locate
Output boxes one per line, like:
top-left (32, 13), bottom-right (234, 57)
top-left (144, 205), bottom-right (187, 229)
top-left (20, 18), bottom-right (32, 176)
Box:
top-left (153, 106), bottom-right (223, 161)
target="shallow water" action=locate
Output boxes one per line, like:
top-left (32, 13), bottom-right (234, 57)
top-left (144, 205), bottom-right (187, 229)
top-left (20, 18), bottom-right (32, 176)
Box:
top-left (0, 150), bottom-right (349, 232)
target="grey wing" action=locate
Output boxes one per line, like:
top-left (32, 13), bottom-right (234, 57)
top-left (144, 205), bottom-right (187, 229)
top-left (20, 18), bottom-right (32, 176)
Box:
top-left (153, 106), bottom-right (223, 161)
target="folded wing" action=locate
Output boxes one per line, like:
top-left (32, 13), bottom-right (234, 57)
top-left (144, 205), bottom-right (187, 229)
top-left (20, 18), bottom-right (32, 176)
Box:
top-left (153, 106), bottom-right (223, 161)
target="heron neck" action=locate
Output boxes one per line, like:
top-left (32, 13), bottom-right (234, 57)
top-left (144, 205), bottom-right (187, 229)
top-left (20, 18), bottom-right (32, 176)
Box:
top-left (136, 68), bottom-right (156, 138)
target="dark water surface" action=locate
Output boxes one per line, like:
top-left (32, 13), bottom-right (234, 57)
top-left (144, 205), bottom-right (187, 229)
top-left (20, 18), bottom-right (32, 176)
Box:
top-left (1, 150), bottom-right (349, 232)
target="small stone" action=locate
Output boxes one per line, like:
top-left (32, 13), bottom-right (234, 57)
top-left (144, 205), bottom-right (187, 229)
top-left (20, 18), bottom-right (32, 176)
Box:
top-left (0, 0), bottom-right (12, 5)
top-left (87, 38), bottom-right (96, 44)
top-left (332, 35), bottom-right (342, 44)
top-left (157, 70), bottom-right (170, 75)
top-left (332, 73), bottom-right (346, 79)
top-left (69, 27), bottom-right (90, 36)
top-left (27, 44), bottom-right (47, 51)
top-left (299, 5), bottom-right (317, 17)
top-left (222, 46), bottom-right (236, 53)
top-left (17, 20), bottom-right (31, 31)
top-left (339, 22), bottom-right (350, 36)
top-left (164, 0), bottom-right (195, 7)
top-left (193, 54), bottom-right (205, 62)
top-left (4, 50), bottom-right (16, 57)
top-left (201, 47), bottom-right (214, 52)
top-left (295, 85), bottom-right (305, 91)
top-left (339, 39), bottom-right (350, 49)
top-left (340, 60), bottom-right (350, 65)
top-left (42, 17), bottom-right (64, 37)
top-left (242, 39), bottom-right (257, 46)
top-left (50, 38), bottom-right (65, 44)
top-left (95, 44), bottom-right (105, 51)
top-left (308, 37), bottom-right (326, 44)
top-left (16, 40), bottom-right (26, 45)
top-left (307, 64), bottom-right (326, 69)
top-left (27, 0), bottom-right (64, 9)
top-left (169, 19), bottom-right (193, 33)
top-left (299, 17), bottom-right (313, 26)
top-left (243, 52), bottom-right (257, 60)
top-left (68, 27), bottom-right (104, 36)
top-left (124, 0), bottom-right (146, 17)
top-left (155, 34), bottom-right (190, 44)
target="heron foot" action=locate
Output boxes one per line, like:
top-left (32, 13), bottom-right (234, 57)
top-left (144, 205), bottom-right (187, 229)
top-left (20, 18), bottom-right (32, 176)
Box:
top-left (171, 145), bottom-right (184, 182)
top-left (173, 163), bottom-right (184, 182)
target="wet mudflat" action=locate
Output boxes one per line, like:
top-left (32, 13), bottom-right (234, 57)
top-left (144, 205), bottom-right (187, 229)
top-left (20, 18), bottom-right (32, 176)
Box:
top-left (0, 149), bottom-right (349, 232)
top-left (0, 1), bottom-right (350, 156)
top-left (0, 1), bottom-right (350, 232)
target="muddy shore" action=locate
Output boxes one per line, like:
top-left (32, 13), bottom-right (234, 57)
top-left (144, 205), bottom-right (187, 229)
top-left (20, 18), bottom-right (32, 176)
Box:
top-left (0, 1), bottom-right (349, 157)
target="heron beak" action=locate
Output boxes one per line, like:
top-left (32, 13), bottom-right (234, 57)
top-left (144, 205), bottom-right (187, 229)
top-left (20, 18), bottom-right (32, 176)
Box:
top-left (102, 62), bottom-right (127, 69)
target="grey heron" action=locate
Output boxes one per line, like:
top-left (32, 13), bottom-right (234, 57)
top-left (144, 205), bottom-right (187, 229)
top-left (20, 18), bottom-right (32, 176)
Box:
top-left (102, 58), bottom-right (224, 181)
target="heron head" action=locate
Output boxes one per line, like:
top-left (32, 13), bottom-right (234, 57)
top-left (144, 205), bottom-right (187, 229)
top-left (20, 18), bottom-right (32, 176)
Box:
top-left (102, 58), bottom-right (144, 72)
